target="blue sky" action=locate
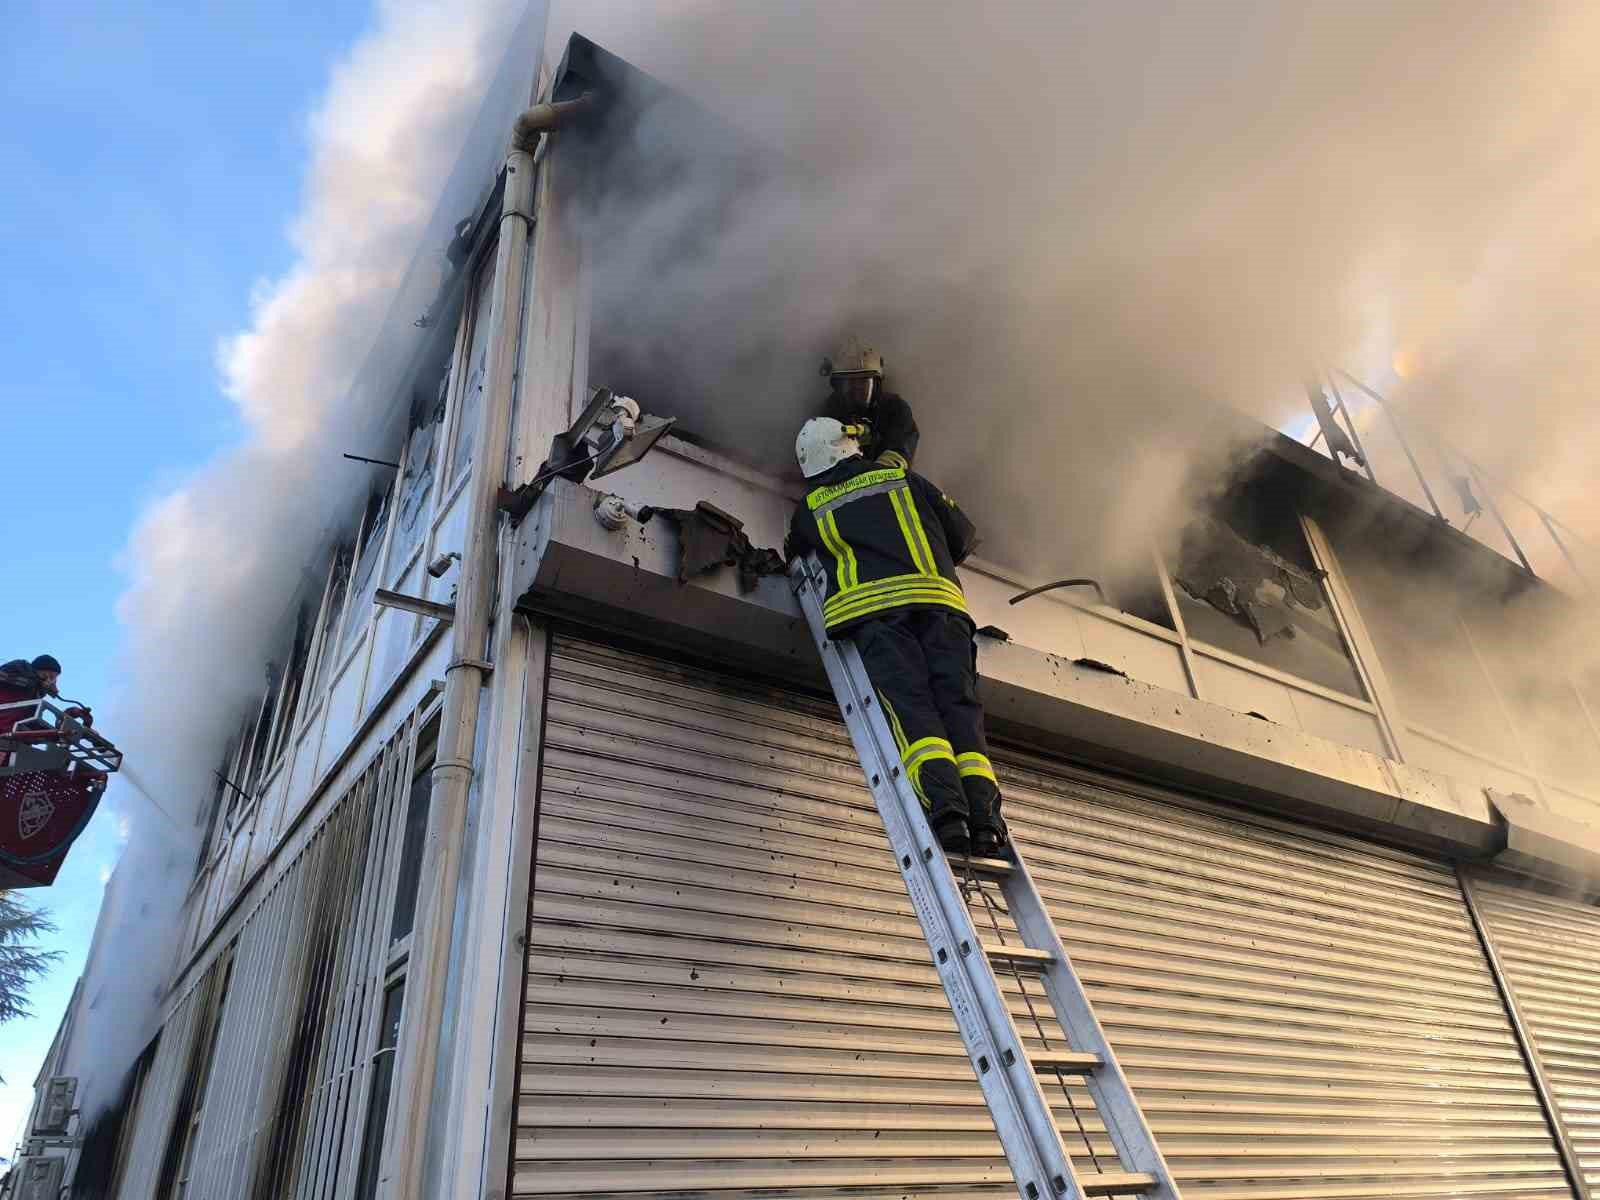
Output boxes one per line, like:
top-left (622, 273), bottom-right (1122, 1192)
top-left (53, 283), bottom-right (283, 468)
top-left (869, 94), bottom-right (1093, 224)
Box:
top-left (0, 0), bottom-right (369, 1151)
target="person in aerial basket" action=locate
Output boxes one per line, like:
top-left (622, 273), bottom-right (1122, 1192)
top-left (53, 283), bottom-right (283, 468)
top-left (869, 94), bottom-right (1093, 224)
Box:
top-left (785, 417), bottom-right (1009, 859)
top-left (0, 655), bottom-right (62, 700)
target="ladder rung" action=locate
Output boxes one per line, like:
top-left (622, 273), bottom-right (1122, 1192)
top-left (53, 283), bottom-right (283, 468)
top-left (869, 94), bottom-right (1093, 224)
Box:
top-left (950, 854), bottom-right (1015, 877)
top-left (1029, 1049), bottom-right (1101, 1074)
top-left (982, 943), bottom-right (1053, 969)
top-left (1080, 1172), bottom-right (1157, 1196)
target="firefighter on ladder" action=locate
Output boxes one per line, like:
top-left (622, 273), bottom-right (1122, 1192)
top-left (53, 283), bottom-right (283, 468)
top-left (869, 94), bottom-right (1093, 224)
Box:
top-left (785, 417), bottom-right (1010, 859)
top-left (820, 336), bottom-right (919, 470)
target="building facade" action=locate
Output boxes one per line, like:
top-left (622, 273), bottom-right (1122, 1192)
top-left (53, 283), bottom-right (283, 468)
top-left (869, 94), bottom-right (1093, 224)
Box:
top-left (15, 22), bottom-right (1600, 1200)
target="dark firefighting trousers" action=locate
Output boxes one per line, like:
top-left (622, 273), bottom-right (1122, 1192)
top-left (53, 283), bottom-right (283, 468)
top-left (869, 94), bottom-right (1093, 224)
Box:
top-left (849, 607), bottom-right (1008, 844)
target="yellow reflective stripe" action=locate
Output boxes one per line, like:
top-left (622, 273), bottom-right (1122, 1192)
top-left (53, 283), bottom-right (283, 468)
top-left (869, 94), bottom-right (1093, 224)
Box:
top-left (887, 487), bottom-right (933, 576)
top-left (956, 752), bottom-right (997, 784)
top-left (827, 591), bottom-right (964, 621)
top-left (817, 511), bottom-right (857, 590)
top-left (877, 451), bottom-right (909, 469)
top-left (823, 574), bottom-right (967, 622)
top-left (902, 736), bottom-right (955, 768)
top-left (900, 485), bottom-right (939, 577)
top-left (825, 594), bottom-right (967, 627)
top-left (902, 736), bottom-right (956, 814)
top-left (807, 467), bottom-right (906, 511)
top-left (824, 591), bottom-right (968, 627)
top-left (815, 511), bottom-right (847, 590)
top-left (878, 691), bottom-right (909, 755)
top-left (826, 572), bottom-right (964, 603)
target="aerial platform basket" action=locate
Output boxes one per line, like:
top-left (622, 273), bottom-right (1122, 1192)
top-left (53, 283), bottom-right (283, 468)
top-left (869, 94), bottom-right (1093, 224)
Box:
top-left (0, 689), bottom-right (121, 888)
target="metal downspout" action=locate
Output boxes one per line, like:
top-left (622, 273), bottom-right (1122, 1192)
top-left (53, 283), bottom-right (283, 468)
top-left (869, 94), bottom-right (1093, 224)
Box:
top-left (386, 95), bottom-right (587, 1200)
top-left (1456, 866), bottom-right (1587, 1198)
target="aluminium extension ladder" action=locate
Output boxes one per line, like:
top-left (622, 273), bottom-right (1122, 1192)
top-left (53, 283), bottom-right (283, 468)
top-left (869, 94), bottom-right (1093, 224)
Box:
top-left (791, 558), bottom-right (1184, 1200)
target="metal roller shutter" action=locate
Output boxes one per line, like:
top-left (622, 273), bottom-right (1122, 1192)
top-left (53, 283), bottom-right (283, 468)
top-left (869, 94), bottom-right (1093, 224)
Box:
top-left (1470, 871), bottom-right (1600, 1197)
top-left (516, 636), bottom-right (1569, 1200)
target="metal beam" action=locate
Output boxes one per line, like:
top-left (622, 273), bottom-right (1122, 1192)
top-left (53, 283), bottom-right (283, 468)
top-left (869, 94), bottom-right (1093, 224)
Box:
top-left (1467, 462), bottom-right (1537, 577)
top-left (1335, 371), bottom-right (1444, 520)
top-left (373, 588), bottom-right (455, 623)
top-left (1320, 370), bottom-right (1379, 484)
top-left (1334, 368), bottom-right (1545, 575)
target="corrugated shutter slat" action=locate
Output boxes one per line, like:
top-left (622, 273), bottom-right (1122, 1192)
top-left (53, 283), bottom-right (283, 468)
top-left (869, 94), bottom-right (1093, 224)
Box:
top-left (1473, 873), bottom-right (1600, 1198)
top-left (517, 638), bottom-right (1568, 1200)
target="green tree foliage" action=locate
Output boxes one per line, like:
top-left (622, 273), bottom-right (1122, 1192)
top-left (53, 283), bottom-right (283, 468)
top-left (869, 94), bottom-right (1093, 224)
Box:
top-left (0, 890), bottom-right (61, 1025)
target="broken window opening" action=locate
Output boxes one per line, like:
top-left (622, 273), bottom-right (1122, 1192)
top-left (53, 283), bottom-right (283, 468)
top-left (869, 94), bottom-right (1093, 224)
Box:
top-left (449, 254), bottom-right (498, 487)
top-left (241, 677), bottom-right (277, 801)
top-left (266, 606), bottom-right (314, 769)
top-left (196, 752), bottom-right (232, 874)
top-left (1172, 487), bottom-right (1367, 698)
top-left (341, 490), bottom-right (391, 658)
top-left (388, 385), bottom-right (446, 588)
top-left (308, 546), bottom-right (353, 702)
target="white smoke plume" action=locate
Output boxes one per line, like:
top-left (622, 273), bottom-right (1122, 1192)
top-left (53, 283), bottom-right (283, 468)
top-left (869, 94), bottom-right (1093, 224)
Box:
top-left (72, 0), bottom-right (526, 1118)
top-left (553, 0), bottom-right (1600, 796)
top-left (555, 0), bottom-right (1600, 578)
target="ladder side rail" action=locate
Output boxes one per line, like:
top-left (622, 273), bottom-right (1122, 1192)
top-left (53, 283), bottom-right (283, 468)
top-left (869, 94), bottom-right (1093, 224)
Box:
top-left (792, 559), bottom-right (1083, 1200)
top-left (1002, 848), bottom-right (1183, 1198)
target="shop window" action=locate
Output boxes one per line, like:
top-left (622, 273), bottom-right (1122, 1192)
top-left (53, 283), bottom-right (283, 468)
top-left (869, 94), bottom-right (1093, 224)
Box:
top-left (1172, 485), bottom-right (1367, 698)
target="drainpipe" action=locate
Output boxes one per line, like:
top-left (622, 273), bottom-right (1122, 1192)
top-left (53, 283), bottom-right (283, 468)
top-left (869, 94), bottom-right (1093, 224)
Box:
top-left (387, 92), bottom-right (589, 1200)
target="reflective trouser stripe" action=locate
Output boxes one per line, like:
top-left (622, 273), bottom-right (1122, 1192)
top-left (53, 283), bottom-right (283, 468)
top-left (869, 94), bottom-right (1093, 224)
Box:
top-left (902, 736), bottom-right (957, 813)
top-left (957, 751), bottom-right (997, 784)
top-left (879, 691), bottom-right (910, 756)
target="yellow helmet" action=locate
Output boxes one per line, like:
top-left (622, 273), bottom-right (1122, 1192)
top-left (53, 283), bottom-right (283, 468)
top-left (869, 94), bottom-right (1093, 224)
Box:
top-left (821, 335), bottom-right (885, 381)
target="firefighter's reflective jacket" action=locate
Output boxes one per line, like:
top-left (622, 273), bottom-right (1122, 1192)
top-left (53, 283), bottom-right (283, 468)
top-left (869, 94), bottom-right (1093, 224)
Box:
top-left (785, 458), bottom-right (979, 633)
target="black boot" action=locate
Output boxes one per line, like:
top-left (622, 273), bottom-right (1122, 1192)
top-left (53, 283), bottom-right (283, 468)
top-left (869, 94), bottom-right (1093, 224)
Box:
top-left (933, 817), bottom-right (971, 857)
top-left (971, 825), bottom-right (1011, 860)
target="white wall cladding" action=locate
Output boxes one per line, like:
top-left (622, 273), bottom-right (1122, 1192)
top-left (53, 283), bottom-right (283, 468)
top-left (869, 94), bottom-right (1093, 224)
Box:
top-left (1471, 872), bottom-right (1600, 1198)
top-left (110, 988), bottom-right (205, 1199)
top-left (515, 636), bottom-right (1569, 1200)
top-left (111, 714), bottom-right (422, 1200)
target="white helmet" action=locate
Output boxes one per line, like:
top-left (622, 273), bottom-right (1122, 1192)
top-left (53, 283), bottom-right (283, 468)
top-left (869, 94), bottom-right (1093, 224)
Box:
top-left (822, 335), bottom-right (884, 381)
top-left (795, 417), bottom-right (862, 478)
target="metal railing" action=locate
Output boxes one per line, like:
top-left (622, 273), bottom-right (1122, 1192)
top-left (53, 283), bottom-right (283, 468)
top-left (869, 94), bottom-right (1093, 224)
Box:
top-left (1305, 367), bottom-right (1596, 597)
